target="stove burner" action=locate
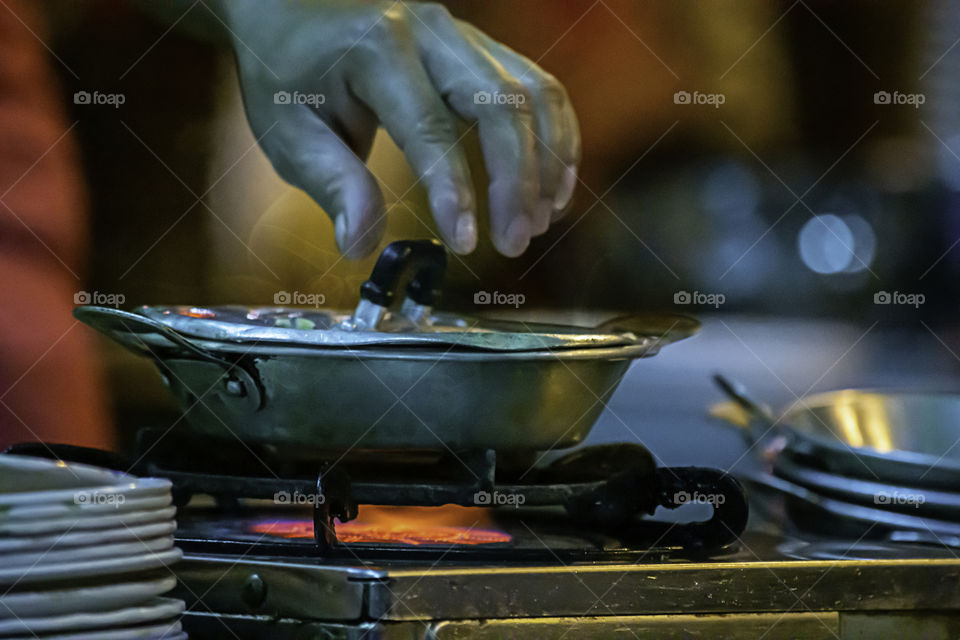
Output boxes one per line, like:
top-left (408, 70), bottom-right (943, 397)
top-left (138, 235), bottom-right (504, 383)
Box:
top-left (7, 431), bottom-right (749, 558)
top-left (251, 516), bottom-right (513, 546)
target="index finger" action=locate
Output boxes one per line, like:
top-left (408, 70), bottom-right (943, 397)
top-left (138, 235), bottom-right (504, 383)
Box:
top-left (348, 20), bottom-right (478, 255)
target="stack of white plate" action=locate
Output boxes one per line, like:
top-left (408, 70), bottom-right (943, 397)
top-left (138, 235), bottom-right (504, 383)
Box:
top-left (0, 455), bottom-right (184, 639)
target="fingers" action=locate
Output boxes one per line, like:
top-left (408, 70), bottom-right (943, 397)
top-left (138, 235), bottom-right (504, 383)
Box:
top-left (347, 11), bottom-right (477, 255)
top-left (407, 4), bottom-right (540, 256)
top-left (238, 2), bottom-right (578, 260)
top-left (459, 20), bottom-right (581, 225)
top-left (246, 96), bottom-right (386, 258)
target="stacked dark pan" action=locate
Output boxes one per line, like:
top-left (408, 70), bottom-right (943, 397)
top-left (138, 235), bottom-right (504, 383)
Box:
top-left (715, 375), bottom-right (960, 546)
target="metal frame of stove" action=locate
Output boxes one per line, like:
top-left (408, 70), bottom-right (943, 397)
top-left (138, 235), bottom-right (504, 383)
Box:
top-left (172, 548), bottom-right (960, 639)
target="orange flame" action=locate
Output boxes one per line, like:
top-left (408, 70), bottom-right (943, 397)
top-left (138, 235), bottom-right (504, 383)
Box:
top-left (250, 505), bottom-right (511, 546)
top-left (182, 307), bottom-right (216, 318)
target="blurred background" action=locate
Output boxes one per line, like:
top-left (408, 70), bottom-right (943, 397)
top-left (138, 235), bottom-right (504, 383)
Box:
top-left (4, 0), bottom-right (960, 461)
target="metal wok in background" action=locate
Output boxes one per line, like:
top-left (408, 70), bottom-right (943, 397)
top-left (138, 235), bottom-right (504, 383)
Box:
top-left (712, 373), bottom-right (960, 549)
top-left (713, 374), bottom-right (960, 489)
top-left (76, 241), bottom-right (697, 457)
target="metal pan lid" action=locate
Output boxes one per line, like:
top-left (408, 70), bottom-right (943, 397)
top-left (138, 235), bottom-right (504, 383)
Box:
top-left (92, 240), bottom-right (699, 353)
top-left (134, 304), bottom-right (697, 352)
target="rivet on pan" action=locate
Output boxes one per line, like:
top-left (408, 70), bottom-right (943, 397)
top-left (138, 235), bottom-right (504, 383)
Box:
top-left (224, 378), bottom-right (246, 397)
top-left (241, 573), bottom-right (267, 609)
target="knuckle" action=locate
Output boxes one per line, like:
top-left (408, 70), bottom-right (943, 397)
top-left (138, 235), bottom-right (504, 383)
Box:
top-left (530, 72), bottom-right (567, 105)
top-left (376, 6), bottom-right (411, 38)
top-left (493, 80), bottom-right (534, 116)
top-left (481, 78), bottom-right (532, 104)
top-left (497, 78), bottom-right (527, 97)
top-left (411, 110), bottom-right (458, 146)
top-left (415, 2), bottom-right (453, 26)
top-left (349, 8), bottom-right (408, 55)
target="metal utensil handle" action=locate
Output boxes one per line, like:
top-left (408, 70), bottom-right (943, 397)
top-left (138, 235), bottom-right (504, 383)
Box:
top-left (712, 373), bottom-right (777, 423)
top-left (360, 239), bottom-right (447, 307)
top-left (711, 372), bottom-right (784, 451)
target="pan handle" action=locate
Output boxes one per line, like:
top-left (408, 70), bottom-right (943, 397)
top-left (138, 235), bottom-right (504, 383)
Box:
top-left (75, 306), bottom-right (221, 359)
top-left (710, 373), bottom-right (785, 452)
top-left (351, 239), bottom-right (447, 330)
top-left (712, 373), bottom-right (777, 424)
top-left (73, 306), bottom-right (262, 410)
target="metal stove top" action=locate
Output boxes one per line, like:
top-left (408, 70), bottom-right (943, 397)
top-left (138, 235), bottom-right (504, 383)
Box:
top-left (8, 437), bottom-right (960, 638)
top-left (172, 532), bottom-right (960, 639)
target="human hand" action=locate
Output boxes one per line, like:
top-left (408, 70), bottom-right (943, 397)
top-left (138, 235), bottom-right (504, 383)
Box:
top-left (215, 0), bottom-right (580, 258)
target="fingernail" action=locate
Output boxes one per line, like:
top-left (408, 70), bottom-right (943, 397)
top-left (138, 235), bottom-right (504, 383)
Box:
top-left (334, 213), bottom-right (347, 252)
top-left (504, 216), bottom-right (531, 257)
top-left (553, 164), bottom-right (577, 211)
top-left (532, 199), bottom-right (552, 236)
top-left (454, 212), bottom-right (477, 254)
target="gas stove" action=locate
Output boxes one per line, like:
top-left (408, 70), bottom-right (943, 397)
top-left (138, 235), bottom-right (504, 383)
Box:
top-left (9, 433), bottom-right (960, 639)
top-left (9, 429), bottom-right (750, 557)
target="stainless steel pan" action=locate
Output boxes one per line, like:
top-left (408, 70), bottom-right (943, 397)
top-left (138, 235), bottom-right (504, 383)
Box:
top-left (714, 374), bottom-right (960, 489)
top-left (77, 241), bottom-right (697, 456)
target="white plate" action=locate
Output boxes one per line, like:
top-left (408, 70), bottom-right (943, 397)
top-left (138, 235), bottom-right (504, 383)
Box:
top-left (0, 596), bottom-right (184, 636)
top-left (1, 536), bottom-right (174, 569)
top-left (12, 620), bottom-right (185, 640)
top-left (0, 521), bottom-right (176, 554)
top-left (0, 547), bottom-right (182, 586)
top-left (0, 507), bottom-right (176, 537)
top-left (1, 492), bottom-right (171, 522)
top-left (0, 455), bottom-right (129, 493)
top-left (0, 575), bottom-right (177, 619)
top-left (0, 476), bottom-right (171, 508)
